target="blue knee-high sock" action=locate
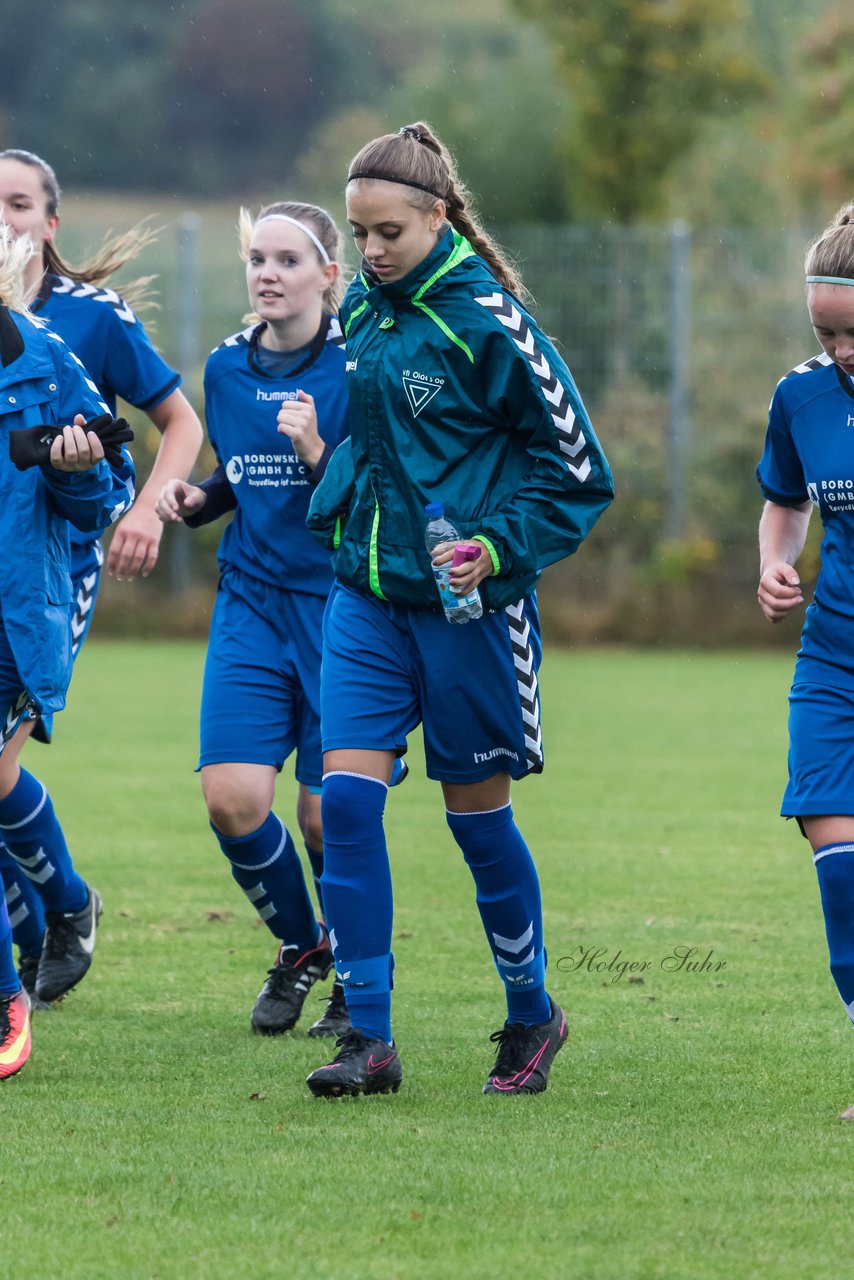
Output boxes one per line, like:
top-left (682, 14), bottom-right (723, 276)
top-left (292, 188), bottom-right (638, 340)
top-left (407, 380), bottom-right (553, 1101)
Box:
top-left (213, 813), bottom-right (319, 953)
top-left (0, 893), bottom-right (21, 996)
top-left (0, 769), bottom-right (88, 914)
top-left (305, 843), bottom-right (324, 917)
top-left (814, 843), bottom-right (854, 1022)
top-left (321, 772), bottom-right (393, 1043)
top-left (447, 804), bottom-right (550, 1027)
top-left (0, 845), bottom-right (46, 958)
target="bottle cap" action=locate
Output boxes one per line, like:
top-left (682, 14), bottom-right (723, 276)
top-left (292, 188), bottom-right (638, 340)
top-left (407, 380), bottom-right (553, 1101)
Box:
top-left (424, 502), bottom-right (444, 519)
top-left (451, 543), bottom-right (482, 567)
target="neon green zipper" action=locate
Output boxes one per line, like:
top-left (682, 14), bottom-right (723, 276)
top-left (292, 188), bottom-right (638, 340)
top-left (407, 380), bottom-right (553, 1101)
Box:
top-left (368, 496), bottom-right (387, 600)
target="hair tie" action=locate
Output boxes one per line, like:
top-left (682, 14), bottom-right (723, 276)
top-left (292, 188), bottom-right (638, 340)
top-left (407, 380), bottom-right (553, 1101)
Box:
top-left (253, 213), bottom-right (331, 265)
top-left (806, 274), bottom-right (854, 287)
top-left (399, 125), bottom-right (422, 141)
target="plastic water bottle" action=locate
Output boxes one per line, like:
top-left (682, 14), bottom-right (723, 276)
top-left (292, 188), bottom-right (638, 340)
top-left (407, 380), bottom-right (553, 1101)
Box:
top-left (424, 502), bottom-right (484, 623)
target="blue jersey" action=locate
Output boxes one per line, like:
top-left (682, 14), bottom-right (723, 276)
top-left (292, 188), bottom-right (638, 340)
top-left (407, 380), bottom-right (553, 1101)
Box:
top-left (756, 351), bottom-right (854, 684)
top-left (203, 318), bottom-right (349, 598)
top-left (32, 272), bottom-right (181, 548)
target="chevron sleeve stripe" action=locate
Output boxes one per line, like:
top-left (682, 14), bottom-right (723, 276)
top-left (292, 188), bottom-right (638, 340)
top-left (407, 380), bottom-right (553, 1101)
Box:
top-left (475, 292), bottom-right (591, 483)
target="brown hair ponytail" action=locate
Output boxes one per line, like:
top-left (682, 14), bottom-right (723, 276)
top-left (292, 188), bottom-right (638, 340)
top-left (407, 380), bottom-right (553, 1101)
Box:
top-left (0, 149), bottom-right (158, 312)
top-left (805, 202), bottom-right (854, 281)
top-left (347, 123), bottom-right (527, 298)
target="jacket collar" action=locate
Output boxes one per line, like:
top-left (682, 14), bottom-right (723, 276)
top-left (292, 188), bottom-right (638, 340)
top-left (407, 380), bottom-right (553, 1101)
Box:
top-left (31, 272), bottom-right (58, 315)
top-left (360, 226), bottom-right (475, 303)
top-left (0, 305), bottom-right (25, 368)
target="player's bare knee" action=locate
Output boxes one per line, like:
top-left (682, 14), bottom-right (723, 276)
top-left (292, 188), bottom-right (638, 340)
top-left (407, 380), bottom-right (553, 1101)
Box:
top-left (296, 791), bottom-right (323, 850)
top-left (202, 772), bottom-right (269, 837)
top-left (299, 813), bottom-right (323, 850)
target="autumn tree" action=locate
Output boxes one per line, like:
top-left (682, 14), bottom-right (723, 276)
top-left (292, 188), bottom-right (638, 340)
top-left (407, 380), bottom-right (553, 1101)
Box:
top-left (789, 5), bottom-right (854, 208)
top-left (512, 0), bottom-right (765, 221)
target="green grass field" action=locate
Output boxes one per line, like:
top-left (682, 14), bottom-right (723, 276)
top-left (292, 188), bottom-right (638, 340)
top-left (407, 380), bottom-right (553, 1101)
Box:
top-left (4, 642), bottom-right (851, 1280)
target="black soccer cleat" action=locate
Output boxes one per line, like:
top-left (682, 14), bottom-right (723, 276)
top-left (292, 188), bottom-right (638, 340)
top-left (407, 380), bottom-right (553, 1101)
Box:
top-left (18, 953), bottom-right (53, 1012)
top-left (307, 980), bottom-right (351, 1039)
top-left (35, 886), bottom-right (101, 1003)
top-left (306, 1029), bottom-right (402, 1098)
top-left (482, 997), bottom-right (568, 1095)
top-left (251, 926), bottom-right (333, 1035)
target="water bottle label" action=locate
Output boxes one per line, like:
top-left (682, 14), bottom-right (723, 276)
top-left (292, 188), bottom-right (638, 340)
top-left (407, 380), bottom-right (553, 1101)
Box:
top-left (432, 566), bottom-right (478, 610)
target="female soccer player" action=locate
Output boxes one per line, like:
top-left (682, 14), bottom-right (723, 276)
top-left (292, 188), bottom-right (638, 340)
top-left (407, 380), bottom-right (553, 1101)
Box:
top-left (0, 149), bottom-right (201, 1003)
top-left (0, 225), bottom-right (135, 1076)
top-left (157, 202), bottom-right (355, 1038)
top-left (756, 203), bottom-right (854, 1120)
top-left (305, 123), bottom-right (614, 1098)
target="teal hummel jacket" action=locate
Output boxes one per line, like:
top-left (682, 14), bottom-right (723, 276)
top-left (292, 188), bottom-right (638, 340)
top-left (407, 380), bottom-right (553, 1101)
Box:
top-left (308, 227), bottom-right (613, 612)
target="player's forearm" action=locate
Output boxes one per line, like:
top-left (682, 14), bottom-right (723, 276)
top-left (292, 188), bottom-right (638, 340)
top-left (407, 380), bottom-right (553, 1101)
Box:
top-left (758, 500), bottom-right (812, 573)
top-left (135, 395), bottom-right (203, 508)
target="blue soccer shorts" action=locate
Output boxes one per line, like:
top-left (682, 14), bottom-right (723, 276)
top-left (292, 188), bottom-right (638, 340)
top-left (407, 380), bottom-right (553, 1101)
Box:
top-left (320, 584), bottom-right (544, 783)
top-left (199, 566), bottom-right (325, 787)
top-left (783, 678), bottom-right (854, 818)
top-left (0, 622), bottom-right (36, 760)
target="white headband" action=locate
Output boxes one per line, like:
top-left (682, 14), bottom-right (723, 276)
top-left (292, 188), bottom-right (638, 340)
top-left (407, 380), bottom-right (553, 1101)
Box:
top-left (254, 214), bottom-right (331, 265)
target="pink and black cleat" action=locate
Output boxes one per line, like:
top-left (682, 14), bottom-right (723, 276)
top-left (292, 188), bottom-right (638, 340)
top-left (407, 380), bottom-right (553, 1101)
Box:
top-left (306, 1029), bottom-right (402, 1098)
top-left (0, 988), bottom-right (31, 1081)
top-left (483, 997), bottom-right (568, 1095)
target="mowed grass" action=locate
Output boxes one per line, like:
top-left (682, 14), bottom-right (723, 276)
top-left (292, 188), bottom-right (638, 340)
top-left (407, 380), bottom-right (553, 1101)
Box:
top-left (2, 641), bottom-right (851, 1280)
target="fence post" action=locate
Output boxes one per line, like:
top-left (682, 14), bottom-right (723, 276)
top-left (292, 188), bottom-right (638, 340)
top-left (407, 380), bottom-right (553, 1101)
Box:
top-left (666, 219), bottom-right (691, 540)
top-left (170, 212), bottom-right (201, 595)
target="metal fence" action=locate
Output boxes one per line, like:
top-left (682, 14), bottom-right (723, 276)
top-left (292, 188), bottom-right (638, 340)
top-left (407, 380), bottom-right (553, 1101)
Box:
top-left (57, 208), bottom-right (819, 641)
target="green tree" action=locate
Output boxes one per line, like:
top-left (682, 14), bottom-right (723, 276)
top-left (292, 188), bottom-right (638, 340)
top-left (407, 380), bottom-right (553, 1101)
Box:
top-left (512, 0), bottom-right (765, 221)
top-left (294, 1), bottom-right (575, 224)
top-left (790, 4), bottom-right (854, 208)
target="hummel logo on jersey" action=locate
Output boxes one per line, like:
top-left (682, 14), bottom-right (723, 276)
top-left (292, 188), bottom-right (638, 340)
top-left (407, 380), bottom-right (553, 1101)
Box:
top-left (346, 359), bottom-right (358, 372)
top-left (402, 370), bottom-right (444, 417)
top-left (256, 388), bottom-right (299, 402)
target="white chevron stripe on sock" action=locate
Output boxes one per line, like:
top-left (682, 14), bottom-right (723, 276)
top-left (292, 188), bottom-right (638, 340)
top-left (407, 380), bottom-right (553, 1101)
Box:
top-left (496, 947), bottom-right (536, 968)
top-left (8, 904), bottom-right (28, 929)
top-left (492, 922), bottom-right (534, 954)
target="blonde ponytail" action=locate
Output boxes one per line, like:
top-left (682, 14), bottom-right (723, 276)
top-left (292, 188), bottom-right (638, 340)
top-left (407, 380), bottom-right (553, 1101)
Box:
top-left (0, 226), bottom-right (35, 318)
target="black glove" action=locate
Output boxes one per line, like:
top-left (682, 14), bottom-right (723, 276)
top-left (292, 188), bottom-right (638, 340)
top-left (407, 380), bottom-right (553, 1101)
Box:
top-left (9, 414), bottom-right (134, 471)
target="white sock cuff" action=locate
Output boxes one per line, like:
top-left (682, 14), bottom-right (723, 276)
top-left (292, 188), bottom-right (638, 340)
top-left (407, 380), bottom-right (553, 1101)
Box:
top-left (813, 842), bottom-right (854, 864)
top-left (322, 770), bottom-right (389, 791)
top-left (445, 803), bottom-right (512, 818)
top-left (0, 782), bottom-right (48, 831)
